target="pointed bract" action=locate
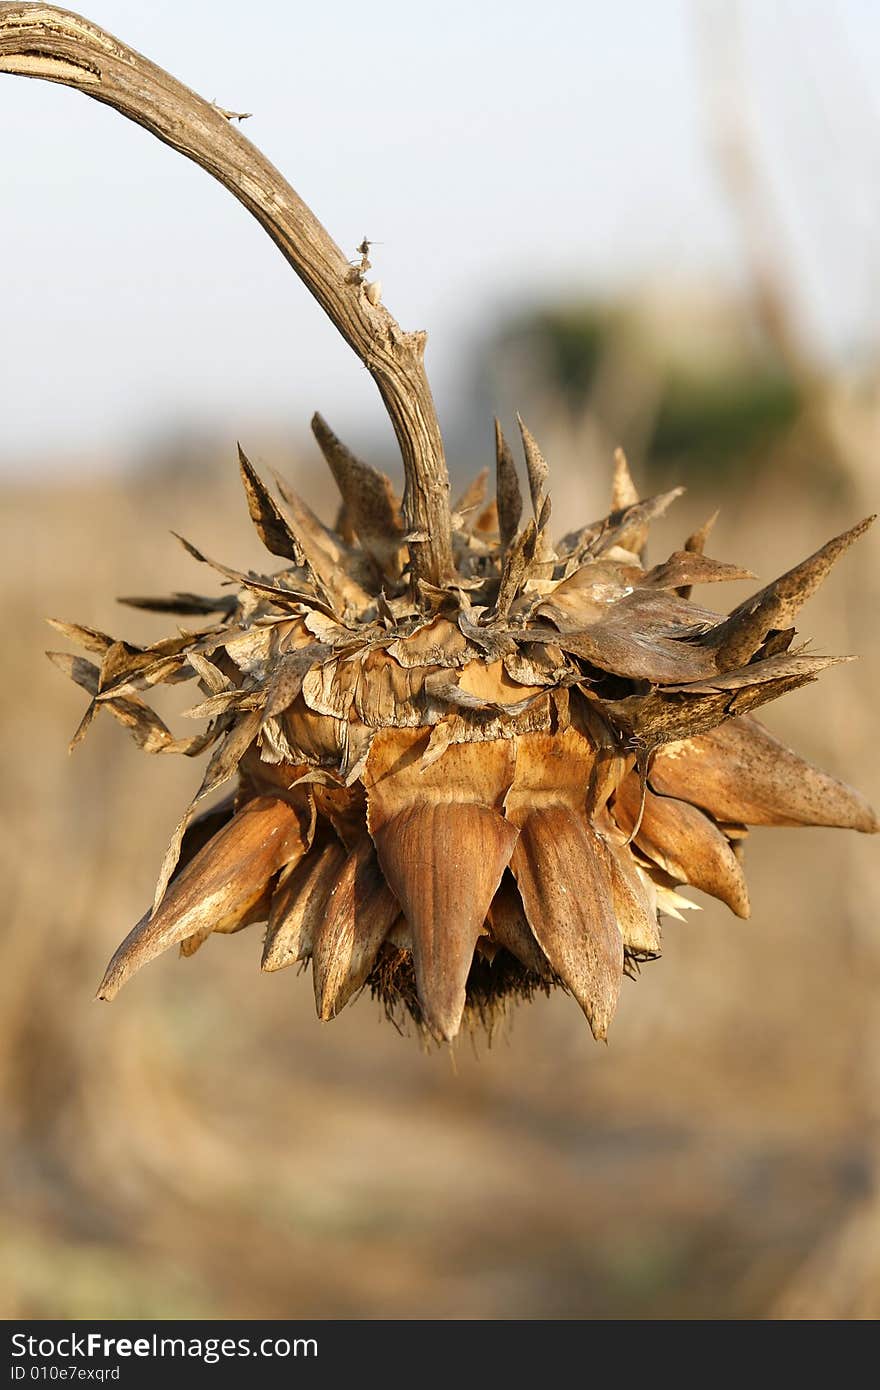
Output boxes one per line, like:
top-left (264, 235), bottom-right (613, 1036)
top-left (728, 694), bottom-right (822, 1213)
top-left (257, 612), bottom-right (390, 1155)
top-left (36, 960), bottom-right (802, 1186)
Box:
top-left (677, 509), bottom-right (720, 597)
top-left (262, 836), bottom-right (348, 972)
top-left (706, 517), bottom-right (875, 671)
top-left (650, 716), bottom-right (878, 833)
top-left (373, 802), bottom-right (518, 1040)
top-left (271, 469), bottom-right (372, 611)
top-left (117, 591), bottom-right (236, 616)
top-left (46, 618), bottom-right (115, 655)
top-left (509, 806), bottom-right (623, 1039)
top-left (172, 532), bottom-right (333, 615)
top-left (610, 448), bottom-right (650, 556)
top-left (611, 447), bottom-right (639, 512)
top-left (594, 487), bottom-right (685, 556)
top-left (595, 827), bottom-right (662, 954)
top-left (640, 551), bottom-right (754, 590)
top-left (494, 518), bottom-right (538, 618)
top-left (684, 510), bottom-right (719, 556)
top-left (312, 840), bottom-right (399, 1018)
top-left (516, 413), bottom-right (549, 520)
top-left (98, 796), bottom-right (309, 999)
top-left (488, 875), bottom-right (552, 977)
top-left (613, 775), bottom-right (750, 918)
top-left (237, 444), bottom-right (304, 565)
top-left (494, 419), bottom-right (523, 551)
top-left (311, 412), bottom-right (405, 576)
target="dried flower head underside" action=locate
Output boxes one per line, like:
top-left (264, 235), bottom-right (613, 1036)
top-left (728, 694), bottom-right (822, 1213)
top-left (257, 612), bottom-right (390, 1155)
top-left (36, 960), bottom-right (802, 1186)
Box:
top-left (47, 435), bottom-right (877, 1042)
top-left (3, 5), bottom-right (876, 1043)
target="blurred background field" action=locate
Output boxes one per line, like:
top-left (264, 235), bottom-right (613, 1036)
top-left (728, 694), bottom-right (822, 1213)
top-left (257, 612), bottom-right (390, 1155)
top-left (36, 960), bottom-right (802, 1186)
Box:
top-left (2, 0), bottom-right (880, 1320)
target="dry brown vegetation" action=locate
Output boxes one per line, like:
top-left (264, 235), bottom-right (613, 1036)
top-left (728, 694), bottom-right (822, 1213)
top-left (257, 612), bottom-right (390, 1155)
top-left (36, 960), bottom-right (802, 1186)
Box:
top-left (2, 456), bottom-right (877, 1319)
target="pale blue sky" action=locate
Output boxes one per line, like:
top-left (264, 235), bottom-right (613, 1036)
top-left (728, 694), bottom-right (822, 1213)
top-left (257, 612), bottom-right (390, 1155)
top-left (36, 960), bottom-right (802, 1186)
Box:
top-left (2, 0), bottom-right (879, 472)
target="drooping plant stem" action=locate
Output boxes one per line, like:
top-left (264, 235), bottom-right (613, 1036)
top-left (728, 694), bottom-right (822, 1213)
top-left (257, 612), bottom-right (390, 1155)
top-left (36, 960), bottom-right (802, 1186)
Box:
top-left (0, 2), bottom-right (453, 583)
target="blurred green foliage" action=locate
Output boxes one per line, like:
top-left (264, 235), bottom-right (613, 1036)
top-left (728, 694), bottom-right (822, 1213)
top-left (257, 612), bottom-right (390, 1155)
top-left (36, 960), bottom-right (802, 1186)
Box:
top-left (652, 370), bottom-right (800, 481)
top-left (491, 300), bottom-right (808, 489)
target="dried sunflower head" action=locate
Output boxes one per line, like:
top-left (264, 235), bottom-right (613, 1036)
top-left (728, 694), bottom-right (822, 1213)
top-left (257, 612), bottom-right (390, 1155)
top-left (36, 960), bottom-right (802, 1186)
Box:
top-left (48, 431), bottom-right (876, 1042)
top-left (4, 5), bottom-right (875, 1044)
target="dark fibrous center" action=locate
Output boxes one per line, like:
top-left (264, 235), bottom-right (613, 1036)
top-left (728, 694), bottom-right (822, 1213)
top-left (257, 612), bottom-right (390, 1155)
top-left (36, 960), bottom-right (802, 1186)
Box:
top-left (367, 944), bottom-right (556, 1041)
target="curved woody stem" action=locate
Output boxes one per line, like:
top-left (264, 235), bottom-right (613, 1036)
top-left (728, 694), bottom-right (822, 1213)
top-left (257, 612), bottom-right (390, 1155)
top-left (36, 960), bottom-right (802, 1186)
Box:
top-left (0, 3), bottom-right (453, 583)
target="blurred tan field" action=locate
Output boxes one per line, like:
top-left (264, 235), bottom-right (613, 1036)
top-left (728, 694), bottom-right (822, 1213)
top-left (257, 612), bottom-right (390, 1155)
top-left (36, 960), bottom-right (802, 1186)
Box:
top-left (2, 434), bottom-right (878, 1320)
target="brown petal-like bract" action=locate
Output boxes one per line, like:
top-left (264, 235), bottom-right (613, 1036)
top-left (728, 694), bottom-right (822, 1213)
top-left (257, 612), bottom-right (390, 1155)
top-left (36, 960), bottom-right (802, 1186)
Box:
top-left (98, 796), bottom-right (309, 999)
top-left (650, 716), bottom-right (878, 834)
top-left (613, 774), bottom-right (750, 918)
top-left (312, 840), bottom-right (399, 1019)
top-left (510, 807), bottom-right (622, 1040)
top-left (374, 803), bottom-right (519, 1040)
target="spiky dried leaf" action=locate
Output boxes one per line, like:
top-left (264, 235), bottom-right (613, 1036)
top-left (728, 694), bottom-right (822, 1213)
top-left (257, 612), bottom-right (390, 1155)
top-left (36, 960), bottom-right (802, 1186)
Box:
top-left (237, 444), bottom-right (305, 565)
top-left (703, 518), bottom-right (875, 670)
top-left (311, 412), bottom-right (405, 576)
top-left (494, 419), bottom-right (523, 551)
top-left (650, 716), bottom-right (878, 833)
top-left (516, 414), bottom-right (549, 520)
